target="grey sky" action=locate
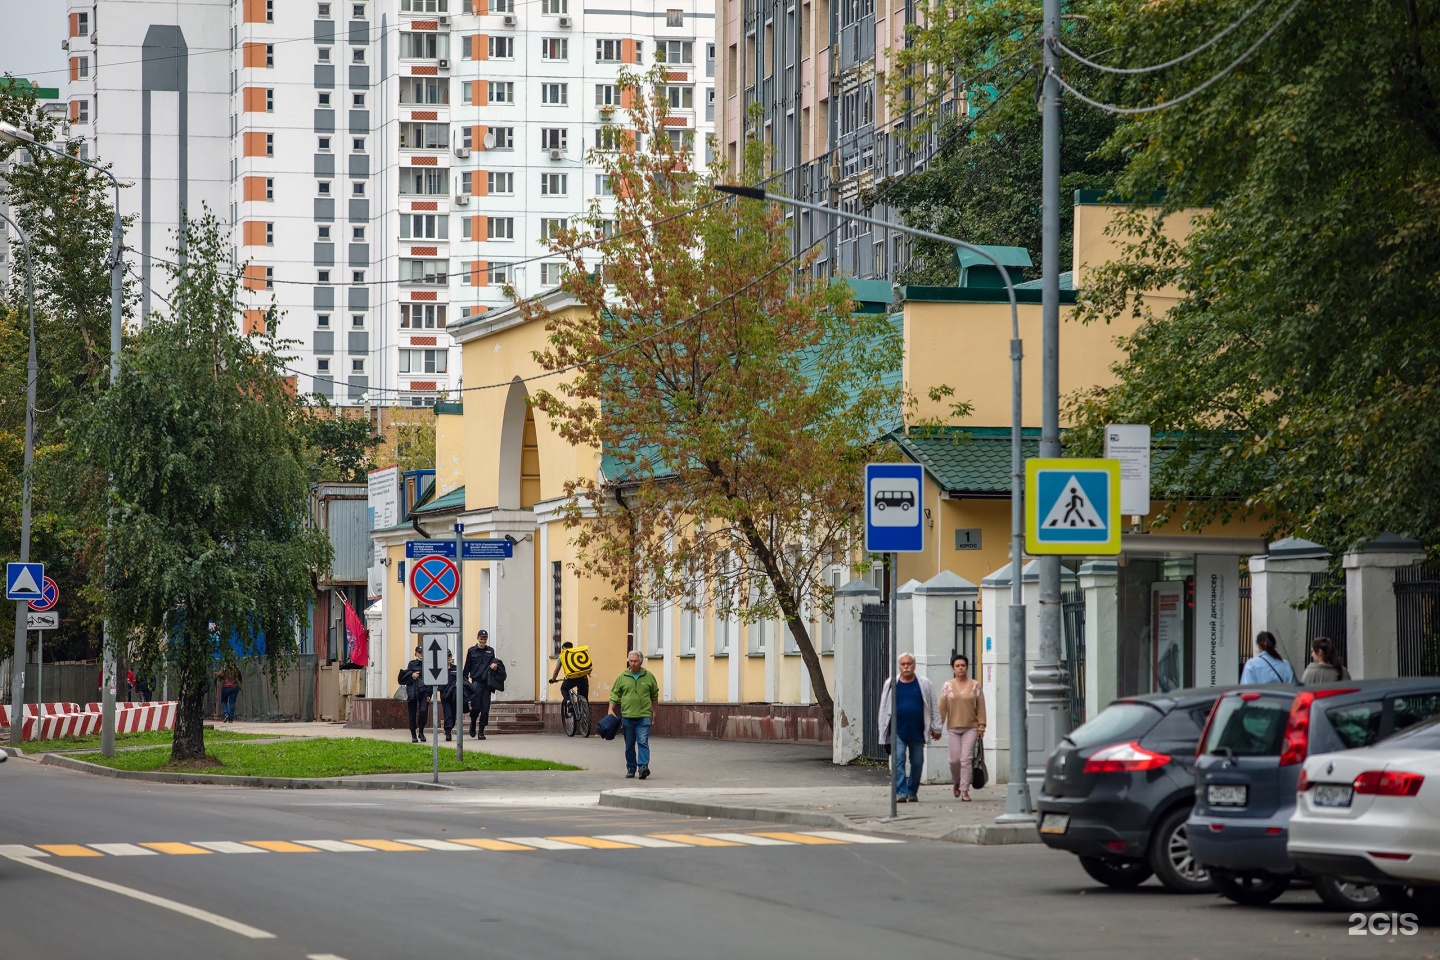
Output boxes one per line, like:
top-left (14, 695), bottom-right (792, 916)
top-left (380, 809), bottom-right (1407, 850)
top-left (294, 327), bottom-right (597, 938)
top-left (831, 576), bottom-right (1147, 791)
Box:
top-left (0, 2), bottom-right (67, 87)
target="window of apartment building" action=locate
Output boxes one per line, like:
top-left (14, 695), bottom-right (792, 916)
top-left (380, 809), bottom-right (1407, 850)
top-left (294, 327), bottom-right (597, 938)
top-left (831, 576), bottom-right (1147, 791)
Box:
top-left (401, 303), bottom-right (447, 329)
top-left (660, 40), bottom-right (692, 64)
top-left (539, 262), bottom-right (566, 285)
top-left (706, 42), bottom-right (715, 77)
top-left (665, 129), bottom-right (694, 152)
top-left (318, 269), bottom-right (331, 283)
top-left (594, 174), bottom-right (614, 197)
top-left (400, 78), bottom-right (448, 105)
top-left (401, 0), bottom-right (449, 11)
top-left (351, 313), bottom-right (366, 327)
top-left (595, 83), bottom-right (618, 106)
top-left (351, 182), bottom-right (365, 196)
top-left (666, 85), bottom-right (692, 110)
top-left (488, 261), bottom-right (511, 284)
top-left (540, 128), bottom-right (567, 151)
top-left (352, 3), bottom-right (366, 18)
top-left (264, 133), bottom-right (275, 157)
top-left (666, 9), bottom-right (684, 27)
top-left (318, 136), bottom-right (332, 151)
top-left (318, 47), bottom-right (332, 62)
top-left (400, 258), bottom-right (448, 284)
top-left (317, 358), bottom-right (331, 374)
top-left (595, 126), bottom-right (624, 151)
top-left (488, 216), bottom-right (515, 239)
top-left (76, 12), bottom-right (89, 35)
top-left (540, 83), bottom-right (568, 106)
top-left (490, 81), bottom-right (514, 103)
top-left (353, 137), bottom-right (366, 152)
top-left (265, 44), bottom-right (275, 67)
top-left (399, 349), bottom-right (447, 374)
top-left (266, 0), bottom-right (275, 23)
top-left (265, 89), bottom-right (275, 112)
top-left (489, 37), bottom-right (514, 59)
top-left (263, 266), bottom-right (274, 289)
top-left (400, 32), bottom-right (441, 60)
top-left (542, 0), bottom-right (567, 12)
top-left (77, 57), bottom-right (90, 78)
top-left (318, 92), bottom-right (332, 106)
top-left (705, 87), bottom-right (715, 121)
top-left (352, 226), bottom-right (366, 241)
top-left (487, 171), bottom-right (514, 194)
top-left (400, 213), bottom-right (448, 239)
top-left (540, 217), bottom-right (567, 240)
top-left (490, 126), bottom-right (515, 149)
top-left (352, 92), bottom-right (366, 107)
top-left (352, 270), bottom-right (366, 283)
top-left (318, 2), bottom-right (332, 17)
top-left (493, 0), bottom-right (514, 11)
top-left (351, 358), bottom-right (366, 373)
top-left (399, 167), bottom-right (447, 194)
top-left (75, 99), bottom-right (90, 123)
top-left (596, 40), bottom-right (622, 63)
top-left (541, 38), bottom-right (568, 61)
top-left (399, 122), bottom-right (448, 150)
top-left (539, 172), bottom-right (567, 196)
top-left (318, 226), bottom-right (331, 240)
top-left (264, 177), bottom-right (275, 200)
top-left (352, 48), bottom-right (366, 63)
top-left (317, 313), bottom-right (331, 327)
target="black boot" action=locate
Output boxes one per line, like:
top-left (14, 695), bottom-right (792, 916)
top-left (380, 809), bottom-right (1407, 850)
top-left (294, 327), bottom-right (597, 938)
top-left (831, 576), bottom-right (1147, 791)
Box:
top-left (445, 730), bottom-right (453, 741)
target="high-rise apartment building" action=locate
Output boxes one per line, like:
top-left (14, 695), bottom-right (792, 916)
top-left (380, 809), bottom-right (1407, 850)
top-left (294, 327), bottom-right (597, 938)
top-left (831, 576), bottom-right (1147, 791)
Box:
top-left (59, 0), bottom-right (715, 406)
top-left (0, 78), bottom-right (67, 291)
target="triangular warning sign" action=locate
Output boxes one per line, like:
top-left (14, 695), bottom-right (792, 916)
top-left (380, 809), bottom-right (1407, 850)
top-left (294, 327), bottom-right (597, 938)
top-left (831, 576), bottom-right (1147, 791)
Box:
top-left (1042, 476), bottom-right (1105, 529)
top-left (9, 566), bottom-right (40, 595)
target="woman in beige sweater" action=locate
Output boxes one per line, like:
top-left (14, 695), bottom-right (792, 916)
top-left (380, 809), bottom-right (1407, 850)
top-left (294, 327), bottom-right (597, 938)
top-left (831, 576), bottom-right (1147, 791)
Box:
top-left (939, 653), bottom-right (987, 801)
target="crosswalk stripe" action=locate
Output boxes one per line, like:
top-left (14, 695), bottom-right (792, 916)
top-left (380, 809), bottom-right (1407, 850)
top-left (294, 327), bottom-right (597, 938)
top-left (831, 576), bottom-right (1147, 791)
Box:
top-left (749, 832), bottom-right (847, 845)
top-left (244, 841), bottom-right (320, 853)
top-left (295, 840), bottom-right (373, 853)
top-left (497, 837), bottom-right (588, 851)
top-left (695, 833), bottom-right (795, 846)
top-left (545, 836), bottom-right (641, 850)
top-left (403, 839), bottom-right (476, 852)
top-left (345, 839), bottom-right (427, 852)
top-left (0, 845), bottom-right (47, 857)
top-left (38, 844), bottom-right (104, 857)
top-left (646, 833), bottom-right (743, 847)
top-left (88, 844), bottom-right (158, 856)
top-left (798, 831), bottom-right (903, 844)
top-left (591, 834), bottom-right (691, 848)
top-left (141, 842), bottom-right (212, 855)
top-left (194, 842), bottom-right (265, 854)
top-left (450, 838), bottom-right (535, 852)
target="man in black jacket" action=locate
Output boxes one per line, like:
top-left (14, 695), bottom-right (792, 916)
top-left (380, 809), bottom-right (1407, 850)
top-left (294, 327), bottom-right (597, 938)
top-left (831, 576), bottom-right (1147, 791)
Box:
top-left (439, 650), bottom-right (459, 742)
top-left (463, 629), bottom-right (505, 739)
top-left (397, 645), bottom-right (430, 743)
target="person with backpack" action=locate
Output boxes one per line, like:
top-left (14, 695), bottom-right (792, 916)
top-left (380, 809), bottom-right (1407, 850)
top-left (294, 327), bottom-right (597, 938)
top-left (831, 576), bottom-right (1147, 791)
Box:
top-left (1240, 630), bottom-right (1298, 685)
top-left (1301, 636), bottom-right (1351, 685)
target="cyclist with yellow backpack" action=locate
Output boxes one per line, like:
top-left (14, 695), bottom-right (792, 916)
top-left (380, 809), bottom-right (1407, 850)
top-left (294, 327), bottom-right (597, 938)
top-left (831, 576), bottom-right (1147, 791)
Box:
top-left (548, 641), bottom-right (593, 737)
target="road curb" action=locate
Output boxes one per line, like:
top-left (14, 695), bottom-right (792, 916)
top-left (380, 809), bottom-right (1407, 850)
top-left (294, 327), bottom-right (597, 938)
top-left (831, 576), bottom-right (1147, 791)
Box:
top-left (596, 790), bottom-right (1041, 844)
top-left (39, 753), bottom-right (455, 790)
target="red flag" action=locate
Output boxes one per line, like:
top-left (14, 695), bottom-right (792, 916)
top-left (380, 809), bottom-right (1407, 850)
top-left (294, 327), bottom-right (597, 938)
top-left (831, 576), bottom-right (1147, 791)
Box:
top-left (342, 595), bottom-right (370, 667)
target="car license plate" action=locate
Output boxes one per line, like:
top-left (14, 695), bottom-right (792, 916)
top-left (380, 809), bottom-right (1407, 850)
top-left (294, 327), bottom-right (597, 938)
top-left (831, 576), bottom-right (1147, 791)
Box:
top-left (1207, 784), bottom-right (1248, 806)
top-left (1313, 784), bottom-right (1354, 808)
top-left (1039, 813), bottom-right (1070, 835)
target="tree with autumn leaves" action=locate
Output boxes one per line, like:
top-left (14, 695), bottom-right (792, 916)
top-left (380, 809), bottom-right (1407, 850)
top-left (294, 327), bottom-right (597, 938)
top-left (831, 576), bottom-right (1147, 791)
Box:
top-left (518, 66), bottom-right (905, 725)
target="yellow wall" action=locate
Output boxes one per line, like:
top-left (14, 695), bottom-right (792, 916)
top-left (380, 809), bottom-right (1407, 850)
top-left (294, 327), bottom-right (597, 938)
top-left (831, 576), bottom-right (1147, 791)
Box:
top-left (434, 408), bottom-right (464, 496)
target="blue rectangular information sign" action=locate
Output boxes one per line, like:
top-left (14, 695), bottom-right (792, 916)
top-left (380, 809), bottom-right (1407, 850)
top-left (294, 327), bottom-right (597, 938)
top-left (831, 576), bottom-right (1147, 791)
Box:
top-left (461, 539), bottom-right (514, 560)
top-left (405, 540), bottom-right (457, 559)
top-left (864, 463), bottom-right (925, 553)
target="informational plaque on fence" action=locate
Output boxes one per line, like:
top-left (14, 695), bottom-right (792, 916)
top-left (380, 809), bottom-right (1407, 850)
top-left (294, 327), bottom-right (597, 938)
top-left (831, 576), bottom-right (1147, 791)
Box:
top-left (1195, 555), bottom-right (1241, 687)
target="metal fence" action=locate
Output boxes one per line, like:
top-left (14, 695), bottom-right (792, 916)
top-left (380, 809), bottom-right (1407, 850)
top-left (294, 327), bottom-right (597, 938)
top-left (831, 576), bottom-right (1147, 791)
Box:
top-left (1395, 563), bottom-right (1440, 677)
top-left (1306, 572), bottom-right (1349, 666)
top-left (1062, 590), bottom-right (1086, 724)
top-left (954, 599), bottom-right (980, 667)
top-left (1237, 571), bottom-right (1253, 670)
top-left (860, 602), bottom-right (889, 761)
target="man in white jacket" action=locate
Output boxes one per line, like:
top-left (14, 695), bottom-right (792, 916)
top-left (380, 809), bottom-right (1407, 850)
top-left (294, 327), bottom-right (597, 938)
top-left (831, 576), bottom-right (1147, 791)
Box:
top-left (878, 653), bottom-right (943, 802)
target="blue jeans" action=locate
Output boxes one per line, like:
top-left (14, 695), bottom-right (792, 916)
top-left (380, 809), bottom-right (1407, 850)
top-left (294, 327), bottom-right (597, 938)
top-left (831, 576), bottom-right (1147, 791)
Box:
top-left (220, 687), bottom-right (239, 721)
top-left (621, 717), bottom-right (651, 772)
top-left (894, 738), bottom-right (924, 799)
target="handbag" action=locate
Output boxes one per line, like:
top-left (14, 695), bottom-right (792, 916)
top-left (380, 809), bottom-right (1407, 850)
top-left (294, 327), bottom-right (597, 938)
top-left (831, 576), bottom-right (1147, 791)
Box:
top-left (971, 736), bottom-right (988, 790)
top-left (596, 713), bottom-right (622, 741)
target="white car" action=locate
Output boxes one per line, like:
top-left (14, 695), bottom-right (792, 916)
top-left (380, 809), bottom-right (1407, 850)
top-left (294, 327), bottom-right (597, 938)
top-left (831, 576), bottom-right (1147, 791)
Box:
top-left (1289, 718), bottom-right (1440, 916)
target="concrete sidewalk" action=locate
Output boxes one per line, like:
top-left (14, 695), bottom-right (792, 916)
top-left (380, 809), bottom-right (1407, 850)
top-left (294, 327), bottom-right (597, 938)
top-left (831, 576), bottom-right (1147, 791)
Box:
top-left (222, 720), bottom-right (1040, 843)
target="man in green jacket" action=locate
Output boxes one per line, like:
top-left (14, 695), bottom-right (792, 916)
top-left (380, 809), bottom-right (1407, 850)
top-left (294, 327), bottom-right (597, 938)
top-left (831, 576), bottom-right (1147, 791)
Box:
top-left (608, 650), bottom-right (660, 779)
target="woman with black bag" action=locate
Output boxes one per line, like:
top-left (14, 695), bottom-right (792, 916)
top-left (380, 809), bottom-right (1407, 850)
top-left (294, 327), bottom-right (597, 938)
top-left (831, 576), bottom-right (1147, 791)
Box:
top-left (938, 653), bottom-right (986, 802)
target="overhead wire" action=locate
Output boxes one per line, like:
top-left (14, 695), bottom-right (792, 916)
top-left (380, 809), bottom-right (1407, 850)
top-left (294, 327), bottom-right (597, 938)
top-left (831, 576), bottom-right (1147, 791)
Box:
top-left (1053, 0), bottom-right (1276, 75)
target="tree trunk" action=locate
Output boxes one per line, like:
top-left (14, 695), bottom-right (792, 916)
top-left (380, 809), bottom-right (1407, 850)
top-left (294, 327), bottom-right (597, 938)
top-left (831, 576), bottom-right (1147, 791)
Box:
top-left (170, 647), bottom-right (208, 762)
top-left (784, 615), bottom-right (835, 729)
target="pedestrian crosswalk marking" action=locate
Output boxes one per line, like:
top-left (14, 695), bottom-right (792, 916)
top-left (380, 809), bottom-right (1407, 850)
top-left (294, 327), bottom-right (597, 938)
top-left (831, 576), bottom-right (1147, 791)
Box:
top-left (2, 830), bottom-right (899, 859)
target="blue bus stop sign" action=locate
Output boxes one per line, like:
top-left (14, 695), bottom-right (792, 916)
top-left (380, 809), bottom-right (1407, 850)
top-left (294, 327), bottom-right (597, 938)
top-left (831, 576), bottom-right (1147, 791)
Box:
top-left (864, 463), bottom-right (925, 553)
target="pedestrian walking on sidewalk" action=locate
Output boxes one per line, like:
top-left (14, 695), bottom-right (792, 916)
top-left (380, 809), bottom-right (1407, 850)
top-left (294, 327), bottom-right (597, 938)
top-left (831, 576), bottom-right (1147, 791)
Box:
top-left (878, 654), bottom-right (942, 803)
top-left (440, 651), bottom-right (459, 741)
top-left (608, 650), bottom-right (660, 780)
top-left (399, 645), bottom-right (430, 743)
top-left (463, 629), bottom-right (506, 739)
top-left (1301, 636), bottom-right (1350, 685)
top-left (1240, 631), bottom-right (1297, 685)
top-left (216, 666), bottom-right (241, 723)
top-left (938, 653), bottom-right (986, 801)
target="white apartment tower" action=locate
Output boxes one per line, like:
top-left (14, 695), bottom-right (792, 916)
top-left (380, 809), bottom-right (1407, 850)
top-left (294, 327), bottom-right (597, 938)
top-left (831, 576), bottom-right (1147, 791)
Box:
top-left (60, 0), bottom-right (715, 406)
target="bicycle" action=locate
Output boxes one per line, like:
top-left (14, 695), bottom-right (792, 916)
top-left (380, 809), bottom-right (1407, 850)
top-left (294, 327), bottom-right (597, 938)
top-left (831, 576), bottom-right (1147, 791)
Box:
top-left (551, 679), bottom-right (592, 738)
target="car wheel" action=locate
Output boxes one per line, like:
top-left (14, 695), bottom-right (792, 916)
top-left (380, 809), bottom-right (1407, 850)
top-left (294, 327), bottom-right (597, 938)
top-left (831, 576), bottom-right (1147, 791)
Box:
top-left (1148, 807), bottom-right (1214, 894)
top-left (1211, 869), bottom-right (1290, 906)
top-left (1313, 875), bottom-right (1381, 911)
top-left (1078, 855), bottom-right (1153, 888)
top-left (1378, 884), bottom-right (1440, 922)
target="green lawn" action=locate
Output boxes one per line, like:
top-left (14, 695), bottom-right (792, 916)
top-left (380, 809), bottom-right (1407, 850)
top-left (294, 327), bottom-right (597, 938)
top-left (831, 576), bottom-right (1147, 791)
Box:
top-left (19, 729), bottom-right (278, 754)
top-left (74, 737), bottom-right (578, 777)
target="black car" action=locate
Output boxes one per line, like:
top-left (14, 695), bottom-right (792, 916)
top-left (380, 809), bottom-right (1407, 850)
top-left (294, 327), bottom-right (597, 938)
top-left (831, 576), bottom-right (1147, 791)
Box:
top-left (1038, 687), bottom-right (1229, 893)
top-left (1190, 678), bottom-right (1440, 909)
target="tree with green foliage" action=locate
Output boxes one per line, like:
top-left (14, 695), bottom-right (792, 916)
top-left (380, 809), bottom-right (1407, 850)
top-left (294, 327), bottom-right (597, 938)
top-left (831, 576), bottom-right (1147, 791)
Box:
top-left (523, 66), bottom-right (906, 725)
top-left (80, 214), bottom-right (330, 761)
top-left (301, 402), bottom-right (382, 483)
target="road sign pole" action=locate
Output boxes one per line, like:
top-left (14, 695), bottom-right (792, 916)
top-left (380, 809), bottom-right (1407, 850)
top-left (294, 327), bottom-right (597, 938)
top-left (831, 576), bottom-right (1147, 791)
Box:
top-left (9, 603), bottom-right (23, 743)
top-left (432, 686), bottom-right (440, 784)
top-left (454, 522), bottom-right (464, 764)
top-left (888, 553), bottom-right (898, 821)
top-left (36, 630), bottom-right (42, 706)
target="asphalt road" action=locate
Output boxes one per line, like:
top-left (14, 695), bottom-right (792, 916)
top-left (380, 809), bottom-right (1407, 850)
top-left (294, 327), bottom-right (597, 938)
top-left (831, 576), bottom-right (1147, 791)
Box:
top-left (1, 760), bottom-right (1435, 960)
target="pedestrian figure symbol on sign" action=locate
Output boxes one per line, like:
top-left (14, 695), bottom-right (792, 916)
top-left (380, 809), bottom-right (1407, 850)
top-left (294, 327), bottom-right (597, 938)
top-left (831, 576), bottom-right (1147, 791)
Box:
top-left (1044, 477), bottom-right (1104, 529)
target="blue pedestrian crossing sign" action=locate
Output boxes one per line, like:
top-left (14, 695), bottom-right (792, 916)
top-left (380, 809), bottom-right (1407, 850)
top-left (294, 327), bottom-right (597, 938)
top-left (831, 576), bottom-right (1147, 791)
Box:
top-left (865, 462), bottom-right (925, 553)
top-left (1025, 459), bottom-right (1122, 555)
top-left (6, 562), bottom-right (45, 601)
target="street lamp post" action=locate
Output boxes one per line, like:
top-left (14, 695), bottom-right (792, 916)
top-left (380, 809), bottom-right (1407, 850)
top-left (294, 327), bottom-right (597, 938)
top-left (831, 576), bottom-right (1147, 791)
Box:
top-left (1, 120), bottom-right (126, 757)
top-left (713, 185), bottom-right (1034, 820)
top-left (2, 211), bottom-right (38, 745)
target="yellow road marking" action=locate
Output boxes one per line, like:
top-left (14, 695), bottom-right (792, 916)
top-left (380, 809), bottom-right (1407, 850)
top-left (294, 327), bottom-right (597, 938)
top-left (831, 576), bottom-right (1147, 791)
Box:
top-left (140, 842), bottom-right (213, 855)
top-left (344, 839), bottom-right (427, 852)
top-left (36, 844), bottom-right (103, 857)
top-left (450, 838), bottom-right (535, 852)
top-left (545, 836), bottom-right (641, 850)
top-left (750, 832), bottom-right (848, 845)
top-left (244, 841), bottom-right (320, 853)
top-left (646, 833), bottom-right (743, 847)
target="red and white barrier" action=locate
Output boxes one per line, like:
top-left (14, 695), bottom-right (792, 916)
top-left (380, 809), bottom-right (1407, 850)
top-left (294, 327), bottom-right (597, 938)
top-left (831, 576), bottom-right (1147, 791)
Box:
top-left (115, 702), bottom-right (177, 732)
top-left (22, 702), bottom-right (82, 719)
top-left (2, 701), bottom-right (177, 738)
top-left (36, 712), bottom-right (103, 739)
top-left (0, 706), bottom-right (35, 740)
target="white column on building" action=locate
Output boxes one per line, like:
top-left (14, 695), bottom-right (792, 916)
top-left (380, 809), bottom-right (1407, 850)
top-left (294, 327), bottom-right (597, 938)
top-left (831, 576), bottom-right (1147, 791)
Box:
top-left (469, 512), bottom-right (536, 699)
top-left (1078, 560), bottom-right (1117, 723)
top-left (1344, 534), bottom-right (1426, 679)
top-left (831, 579), bottom-right (880, 765)
top-left (726, 605), bottom-right (741, 703)
top-left (1250, 538), bottom-right (1330, 667)
top-left (911, 571), bottom-right (979, 783)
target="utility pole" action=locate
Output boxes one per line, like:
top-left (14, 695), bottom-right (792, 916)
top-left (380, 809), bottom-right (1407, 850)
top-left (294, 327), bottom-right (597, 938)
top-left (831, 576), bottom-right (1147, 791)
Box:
top-left (4, 211), bottom-right (37, 746)
top-left (1028, 0), bottom-right (1074, 800)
